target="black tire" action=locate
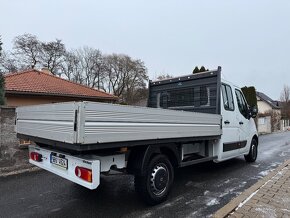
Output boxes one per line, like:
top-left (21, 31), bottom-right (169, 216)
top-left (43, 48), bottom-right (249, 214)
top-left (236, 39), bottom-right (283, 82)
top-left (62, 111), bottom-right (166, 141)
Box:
top-left (244, 139), bottom-right (258, 162)
top-left (134, 154), bottom-right (174, 205)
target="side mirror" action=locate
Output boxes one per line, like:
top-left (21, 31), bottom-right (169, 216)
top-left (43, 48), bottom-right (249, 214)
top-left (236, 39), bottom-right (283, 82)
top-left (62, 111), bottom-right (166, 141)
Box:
top-left (250, 106), bottom-right (258, 118)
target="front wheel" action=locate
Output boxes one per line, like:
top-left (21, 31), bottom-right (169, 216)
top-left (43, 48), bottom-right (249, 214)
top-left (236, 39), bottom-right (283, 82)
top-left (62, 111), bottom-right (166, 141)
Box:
top-left (134, 154), bottom-right (174, 205)
top-left (244, 139), bottom-right (258, 162)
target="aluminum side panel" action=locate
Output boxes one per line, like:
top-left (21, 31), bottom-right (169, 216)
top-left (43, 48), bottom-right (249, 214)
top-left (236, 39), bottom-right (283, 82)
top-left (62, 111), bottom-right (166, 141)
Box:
top-left (84, 122), bottom-right (221, 144)
top-left (16, 101), bottom-right (222, 145)
top-left (16, 102), bottom-right (79, 144)
top-left (82, 102), bottom-right (222, 144)
top-left (83, 102), bottom-right (220, 124)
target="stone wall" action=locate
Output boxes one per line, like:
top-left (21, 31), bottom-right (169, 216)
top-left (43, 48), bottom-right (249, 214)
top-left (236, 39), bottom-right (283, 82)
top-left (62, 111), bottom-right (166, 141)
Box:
top-left (0, 107), bottom-right (28, 168)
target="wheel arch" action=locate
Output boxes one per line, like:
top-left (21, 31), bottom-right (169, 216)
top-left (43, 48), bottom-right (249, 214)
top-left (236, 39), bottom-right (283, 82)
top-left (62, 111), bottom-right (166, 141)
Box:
top-left (252, 134), bottom-right (258, 145)
top-left (159, 146), bottom-right (179, 168)
top-left (127, 144), bottom-right (180, 176)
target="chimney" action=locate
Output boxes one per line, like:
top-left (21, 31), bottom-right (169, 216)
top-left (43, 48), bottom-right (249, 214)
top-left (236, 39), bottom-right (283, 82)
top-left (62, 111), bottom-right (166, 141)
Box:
top-left (41, 67), bottom-right (52, 75)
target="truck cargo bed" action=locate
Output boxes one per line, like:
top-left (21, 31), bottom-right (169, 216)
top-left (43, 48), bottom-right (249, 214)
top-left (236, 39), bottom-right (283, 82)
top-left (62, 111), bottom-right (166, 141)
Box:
top-left (16, 101), bottom-right (222, 150)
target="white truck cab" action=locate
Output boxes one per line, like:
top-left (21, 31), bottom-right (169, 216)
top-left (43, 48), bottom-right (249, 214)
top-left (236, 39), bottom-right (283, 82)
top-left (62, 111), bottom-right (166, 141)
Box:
top-left (216, 80), bottom-right (258, 161)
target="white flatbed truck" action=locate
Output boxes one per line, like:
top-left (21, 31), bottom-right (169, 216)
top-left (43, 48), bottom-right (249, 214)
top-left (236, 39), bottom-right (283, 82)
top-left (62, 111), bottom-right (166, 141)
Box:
top-left (16, 67), bottom-right (258, 205)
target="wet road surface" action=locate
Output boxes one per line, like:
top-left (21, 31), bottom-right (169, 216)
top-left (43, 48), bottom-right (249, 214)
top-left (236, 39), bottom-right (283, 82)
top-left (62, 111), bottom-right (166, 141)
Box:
top-left (1, 132), bottom-right (290, 218)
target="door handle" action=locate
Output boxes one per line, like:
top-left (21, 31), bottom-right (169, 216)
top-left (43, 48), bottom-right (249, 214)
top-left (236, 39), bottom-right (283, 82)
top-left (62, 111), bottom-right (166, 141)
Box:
top-left (224, 120), bottom-right (230, 124)
top-left (239, 121), bottom-right (244, 125)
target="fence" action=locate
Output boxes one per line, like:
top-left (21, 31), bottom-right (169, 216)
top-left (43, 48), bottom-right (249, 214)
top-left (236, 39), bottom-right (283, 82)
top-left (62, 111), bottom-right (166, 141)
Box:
top-left (281, 119), bottom-right (290, 131)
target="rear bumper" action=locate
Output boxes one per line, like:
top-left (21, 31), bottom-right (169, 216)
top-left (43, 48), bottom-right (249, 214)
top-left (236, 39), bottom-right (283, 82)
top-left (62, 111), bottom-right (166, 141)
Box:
top-left (29, 145), bottom-right (100, 189)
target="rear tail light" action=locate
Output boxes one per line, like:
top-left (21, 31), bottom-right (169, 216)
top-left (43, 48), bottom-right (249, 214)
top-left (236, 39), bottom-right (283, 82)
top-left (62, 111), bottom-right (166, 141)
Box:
top-left (30, 152), bottom-right (42, 162)
top-left (75, 167), bottom-right (92, 183)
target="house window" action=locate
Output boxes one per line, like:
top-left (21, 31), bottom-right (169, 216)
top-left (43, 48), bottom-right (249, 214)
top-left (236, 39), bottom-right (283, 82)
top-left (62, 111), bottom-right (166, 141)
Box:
top-left (258, 118), bottom-right (266, 125)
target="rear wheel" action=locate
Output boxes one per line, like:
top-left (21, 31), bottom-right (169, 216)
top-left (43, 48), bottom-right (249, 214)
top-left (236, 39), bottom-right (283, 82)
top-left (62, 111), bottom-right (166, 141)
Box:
top-left (134, 154), bottom-right (174, 205)
top-left (244, 139), bottom-right (258, 162)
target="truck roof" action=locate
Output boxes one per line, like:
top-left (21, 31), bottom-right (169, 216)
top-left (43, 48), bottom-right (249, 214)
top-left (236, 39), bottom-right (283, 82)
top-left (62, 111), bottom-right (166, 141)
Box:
top-left (150, 67), bottom-right (221, 86)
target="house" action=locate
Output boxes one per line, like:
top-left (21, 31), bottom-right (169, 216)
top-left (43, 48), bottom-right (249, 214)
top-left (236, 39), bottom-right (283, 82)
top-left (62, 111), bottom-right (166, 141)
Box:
top-left (2, 68), bottom-right (118, 147)
top-left (4, 69), bottom-right (118, 106)
top-left (256, 91), bottom-right (281, 134)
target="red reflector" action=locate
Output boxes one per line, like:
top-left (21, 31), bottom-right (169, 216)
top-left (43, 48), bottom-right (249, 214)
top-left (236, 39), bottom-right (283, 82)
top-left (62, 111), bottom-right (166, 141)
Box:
top-left (30, 152), bottom-right (42, 162)
top-left (75, 167), bottom-right (92, 183)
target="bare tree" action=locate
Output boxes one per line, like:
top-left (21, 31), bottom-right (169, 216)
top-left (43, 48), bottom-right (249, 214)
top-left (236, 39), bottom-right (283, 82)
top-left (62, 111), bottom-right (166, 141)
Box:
top-left (40, 39), bottom-right (66, 75)
top-left (280, 84), bottom-right (290, 119)
top-left (2, 33), bottom-right (150, 104)
top-left (102, 54), bottom-right (126, 95)
top-left (0, 71), bottom-right (4, 105)
top-left (123, 59), bottom-right (148, 104)
top-left (156, 73), bottom-right (173, 80)
top-left (103, 54), bottom-right (135, 96)
top-left (0, 36), bottom-right (5, 105)
top-left (11, 34), bottom-right (66, 74)
top-left (61, 50), bottom-right (82, 83)
top-left (102, 54), bottom-right (148, 103)
top-left (13, 34), bottom-right (42, 69)
top-left (61, 47), bottom-right (106, 89)
top-left (0, 35), bottom-right (2, 56)
top-left (77, 47), bottom-right (104, 88)
top-left (0, 51), bottom-right (19, 72)
top-left (280, 84), bottom-right (290, 103)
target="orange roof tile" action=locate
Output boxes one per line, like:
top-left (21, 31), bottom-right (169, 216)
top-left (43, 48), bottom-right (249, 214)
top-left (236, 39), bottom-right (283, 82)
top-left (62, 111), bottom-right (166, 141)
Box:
top-left (4, 69), bottom-right (118, 100)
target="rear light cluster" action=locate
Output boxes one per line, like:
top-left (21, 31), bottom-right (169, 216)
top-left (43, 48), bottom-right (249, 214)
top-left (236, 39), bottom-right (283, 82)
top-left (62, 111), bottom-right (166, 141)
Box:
top-left (30, 152), bottom-right (42, 162)
top-left (75, 167), bottom-right (92, 183)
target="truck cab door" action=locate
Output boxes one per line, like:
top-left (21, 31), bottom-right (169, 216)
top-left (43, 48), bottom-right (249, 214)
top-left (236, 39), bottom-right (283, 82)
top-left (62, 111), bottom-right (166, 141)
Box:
top-left (220, 83), bottom-right (240, 159)
top-left (234, 89), bottom-right (251, 153)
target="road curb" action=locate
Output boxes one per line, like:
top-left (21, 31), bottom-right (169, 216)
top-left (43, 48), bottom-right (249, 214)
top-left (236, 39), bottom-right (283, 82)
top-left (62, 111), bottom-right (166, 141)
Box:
top-left (213, 159), bottom-right (290, 218)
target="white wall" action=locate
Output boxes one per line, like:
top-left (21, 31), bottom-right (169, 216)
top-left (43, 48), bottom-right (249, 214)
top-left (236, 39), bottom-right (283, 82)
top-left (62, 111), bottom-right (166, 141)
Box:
top-left (257, 100), bottom-right (273, 114)
top-left (258, 116), bottom-right (271, 134)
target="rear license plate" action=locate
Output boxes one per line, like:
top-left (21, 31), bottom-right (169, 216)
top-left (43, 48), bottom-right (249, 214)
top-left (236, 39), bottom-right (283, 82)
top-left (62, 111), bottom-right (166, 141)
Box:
top-left (50, 154), bottom-right (68, 169)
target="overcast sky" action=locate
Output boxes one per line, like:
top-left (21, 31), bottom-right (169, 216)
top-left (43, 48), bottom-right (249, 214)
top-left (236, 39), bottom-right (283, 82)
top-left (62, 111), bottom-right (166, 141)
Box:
top-left (1, 0), bottom-right (290, 99)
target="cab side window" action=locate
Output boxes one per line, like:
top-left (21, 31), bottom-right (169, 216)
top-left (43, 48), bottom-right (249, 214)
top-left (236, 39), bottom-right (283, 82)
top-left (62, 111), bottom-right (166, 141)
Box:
top-left (235, 89), bottom-right (249, 118)
top-left (222, 84), bottom-right (234, 111)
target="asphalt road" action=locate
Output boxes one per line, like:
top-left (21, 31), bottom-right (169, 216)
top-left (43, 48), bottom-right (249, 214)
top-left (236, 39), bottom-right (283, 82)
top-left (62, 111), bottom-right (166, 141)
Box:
top-left (1, 132), bottom-right (290, 218)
